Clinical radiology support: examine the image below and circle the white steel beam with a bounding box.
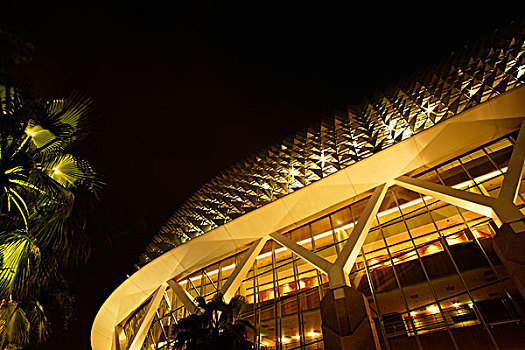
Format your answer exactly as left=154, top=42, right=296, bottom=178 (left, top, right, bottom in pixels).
left=269, top=232, right=332, bottom=274
left=394, top=175, right=499, bottom=223
left=335, top=183, right=389, bottom=275
left=167, top=279, right=200, bottom=314
left=127, top=285, right=167, bottom=350
left=220, top=237, right=269, bottom=303
left=113, top=325, right=123, bottom=350
left=271, top=184, right=389, bottom=290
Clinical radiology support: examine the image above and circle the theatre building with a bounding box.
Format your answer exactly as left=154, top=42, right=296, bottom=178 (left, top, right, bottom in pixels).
left=92, top=22, right=525, bottom=350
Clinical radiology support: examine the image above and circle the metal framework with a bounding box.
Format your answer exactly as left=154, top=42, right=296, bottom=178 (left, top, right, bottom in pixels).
left=141, top=21, right=525, bottom=265
left=93, top=21, right=525, bottom=350
left=124, top=128, right=525, bottom=350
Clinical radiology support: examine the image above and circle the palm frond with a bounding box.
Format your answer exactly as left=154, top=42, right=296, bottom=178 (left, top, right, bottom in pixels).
left=0, top=231, right=41, bottom=299
left=47, top=92, right=92, bottom=134
left=28, top=301, right=49, bottom=343
left=0, top=300, right=30, bottom=349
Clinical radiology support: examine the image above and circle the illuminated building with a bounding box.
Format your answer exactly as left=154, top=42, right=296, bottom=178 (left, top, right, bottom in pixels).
left=92, top=22, right=525, bottom=349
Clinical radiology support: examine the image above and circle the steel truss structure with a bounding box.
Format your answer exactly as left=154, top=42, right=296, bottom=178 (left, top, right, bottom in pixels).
left=93, top=21, right=525, bottom=350
left=142, top=21, right=525, bottom=265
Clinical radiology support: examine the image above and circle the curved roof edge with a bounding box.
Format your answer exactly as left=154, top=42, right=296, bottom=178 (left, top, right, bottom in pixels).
left=140, top=21, right=525, bottom=266
left=93, top=85, right=525, bottom=350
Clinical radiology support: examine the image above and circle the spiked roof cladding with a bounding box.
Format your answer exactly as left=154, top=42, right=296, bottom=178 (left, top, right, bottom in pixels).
left=140, top=21, right=525, bottom=265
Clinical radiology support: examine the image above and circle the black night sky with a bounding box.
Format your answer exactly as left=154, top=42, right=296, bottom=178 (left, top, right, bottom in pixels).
left=1, top=2, right=522, bottom=349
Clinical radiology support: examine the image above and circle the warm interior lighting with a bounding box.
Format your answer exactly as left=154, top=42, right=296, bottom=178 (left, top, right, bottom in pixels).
left=427, top=305, right=440, bottom=313
left=307, top=331, right=320, bottom=338
left=282, top=283, right=293, bottom=294
left=410, top=311, right=417, bottom=317
left=176, top=167, right=506, bottom=299
left=452, top=302, right=461, bottom=308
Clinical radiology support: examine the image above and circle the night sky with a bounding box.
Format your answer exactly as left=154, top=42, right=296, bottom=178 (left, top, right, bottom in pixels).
left=1, top=3, right=521, bottom=349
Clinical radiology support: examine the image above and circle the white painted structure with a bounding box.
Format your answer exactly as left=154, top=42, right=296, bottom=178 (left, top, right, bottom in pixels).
left=92, top=86, right=525, bottom=350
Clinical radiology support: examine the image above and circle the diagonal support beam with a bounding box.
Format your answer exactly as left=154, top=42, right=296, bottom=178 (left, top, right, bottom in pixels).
left=334, top=183, right=389, bottom=275
left=269, top=232, right=332, bottom=274
left=220, top=237, right=269, bottom=303
left=395, top=175, right=500, bottom=224
left=128, top=285, right=167, bottom=350
left=499, top=121, right=525, bottom=203
left=113, top=325, right=124, bottom=350
left=167, top=279, right=200, bottom=314
left=271, top=184, right=389, bottom=290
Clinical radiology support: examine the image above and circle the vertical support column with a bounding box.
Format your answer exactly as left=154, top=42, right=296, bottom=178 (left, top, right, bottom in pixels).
left=128, top=285, right=167, bottom=350
left=493, top=221, right=525, bottom=299
left=322, top=184, right=387, bottom=350
left=220, top=237, right=269, bottom=303
left=167, top=279, right=200, bottom=314
left=321, top=285, right=378, bottom=350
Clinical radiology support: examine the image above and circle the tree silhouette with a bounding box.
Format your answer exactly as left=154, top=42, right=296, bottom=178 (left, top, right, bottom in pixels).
left=172, top=293, right=254, bottom=350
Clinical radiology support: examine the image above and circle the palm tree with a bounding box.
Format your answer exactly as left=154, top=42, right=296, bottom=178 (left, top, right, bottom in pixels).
left=171, top=293, right=254, bottom=350
left=0, top=82, right=102, bottom=348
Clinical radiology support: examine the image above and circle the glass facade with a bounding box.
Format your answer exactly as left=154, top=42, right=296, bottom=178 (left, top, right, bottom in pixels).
left=122, top=132, right=525, bottom=350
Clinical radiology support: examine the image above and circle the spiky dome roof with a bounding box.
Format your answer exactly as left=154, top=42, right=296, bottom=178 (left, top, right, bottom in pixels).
left=139, top=20, right=525, bottom=266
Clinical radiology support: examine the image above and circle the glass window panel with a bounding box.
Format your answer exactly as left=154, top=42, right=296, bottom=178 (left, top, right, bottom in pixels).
left=219, top=255, right=239, bottom=288
left=381, top=219, right=409, bottom=245
left=312, top=228, right=335, bottom=251
left=438, top=160, right=471, bottom=186
left=276, top=261, right=296, bottom=297
left=351, top=194, right=374, bottom=222
left=416, top=170, right=441, bottom=184
left=460, top=150, right=494, bottom=179
left=274, top=244, right=293, bottom=266
left=255, top=241, right=274, bottom=275
left=291, top=225, right=312, bottom=250
left=363, top=228, right=385, bottom=253
left=484, top=139, right=513, bottom=170
left=256, top=268, right=275, bottom=303
left=316, top=245, right=338, bottom=264
left=295, top=259, right=319, bottom=292
left=258, top=303, right=277, bottom=349
left=330, top=207, right=352, bottom=229
left=310, top=217, right=331, bottom=236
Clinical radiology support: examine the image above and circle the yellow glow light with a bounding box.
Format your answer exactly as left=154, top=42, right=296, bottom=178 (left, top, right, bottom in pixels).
left=25, top=128, right=36, bottom=137
left=517, top=66, right=524, bottom=78
left=307, top=331, right=320, bottom=338
left=290, top=167, right=300, bottom=176
left=427, top=305, right=440, bottom=313
left=452, top=302, right=461, bottom=308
